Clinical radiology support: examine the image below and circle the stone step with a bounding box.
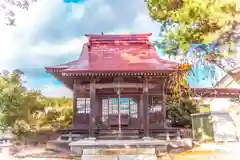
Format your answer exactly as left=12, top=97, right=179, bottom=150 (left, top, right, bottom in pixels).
left=46, top=140, right=70, bottom=152
left=153, top=133, right=177, bottom=137
left=98, top=130, right=139, bottom=135
left=98, top=129, right=140, bottom=140
left=97, top=135, right=140, bottom=140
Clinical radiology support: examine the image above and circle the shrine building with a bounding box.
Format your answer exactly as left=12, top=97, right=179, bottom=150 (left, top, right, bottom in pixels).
left=45, top=33, right=240, bottom=139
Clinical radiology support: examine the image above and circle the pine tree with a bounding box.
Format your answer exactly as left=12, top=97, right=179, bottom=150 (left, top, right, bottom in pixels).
left=147, top=0, right=238, bottom=71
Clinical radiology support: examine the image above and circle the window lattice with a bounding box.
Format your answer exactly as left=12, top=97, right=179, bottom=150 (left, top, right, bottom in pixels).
left=102, top=99, right=108, bottom=122
left=149, top=96, right=162, bottom=113
left=76, top=98, right=90, bottom=114
left=130, top=98, right=138, bottom=118
left=101, top=98, right=138, bottom=119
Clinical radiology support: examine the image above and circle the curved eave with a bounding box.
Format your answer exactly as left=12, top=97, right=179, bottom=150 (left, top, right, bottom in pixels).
left=45, top=63, right=190, bottom=75
left=59, top=67, right=187, bottom=76
left=231, top=66, right=240, bottom=82
left=45, top=67, right=68, bottom=73
left=45, top=59, right=80, bottom=72
left=45, top=71, right=74, bottom=90
left=214, top=65, right=240, bottom=88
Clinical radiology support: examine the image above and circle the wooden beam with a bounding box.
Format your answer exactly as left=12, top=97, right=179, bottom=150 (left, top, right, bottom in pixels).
left=75, top=82, right=158, bottom=90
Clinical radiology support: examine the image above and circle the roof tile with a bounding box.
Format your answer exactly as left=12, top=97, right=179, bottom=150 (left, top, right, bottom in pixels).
left=46, top=34, right=182, bottom=73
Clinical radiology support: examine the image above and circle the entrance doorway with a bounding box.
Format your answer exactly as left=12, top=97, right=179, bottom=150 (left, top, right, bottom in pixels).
left=101, top=98, right=138, bottom=129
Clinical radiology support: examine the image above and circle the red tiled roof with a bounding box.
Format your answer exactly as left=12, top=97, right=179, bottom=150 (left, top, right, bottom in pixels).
left=45, top=33, right=182, bottom=73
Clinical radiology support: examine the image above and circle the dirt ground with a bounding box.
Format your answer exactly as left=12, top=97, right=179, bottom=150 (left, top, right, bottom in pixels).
left=12, top=145, right=78, bottom=160
left=12, top=144, right=239, bottom=160
left=12, top=146, right=177, bottom=160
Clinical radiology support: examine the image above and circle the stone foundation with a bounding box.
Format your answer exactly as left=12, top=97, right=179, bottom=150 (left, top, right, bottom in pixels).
left=78, top=148, right=157, bottom=160
left=69, top=139, right=181, bottom=160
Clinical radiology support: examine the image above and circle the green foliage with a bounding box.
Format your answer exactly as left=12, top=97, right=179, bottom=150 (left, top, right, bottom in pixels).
left=167, top=97, right=198, bottom=127
left=147, top=0, right=239, bottom=117
left=39, top=97, right=73, bottom=132
left=0, top=70, right=72, bottom=138
left=164, top=69, right=199, bottom=127
left=147, top=0, right=236, bottom=56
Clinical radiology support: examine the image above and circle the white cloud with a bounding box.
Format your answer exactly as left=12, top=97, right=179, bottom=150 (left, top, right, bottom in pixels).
left=66, top=3, right=85, bottom=20
left=41, top=84, right=72, bottom=98
left=0, top=0, right=161, bottom=97
left=0, top=0, right=74, bottom=69
left=30, top=37, right=87, bottom=57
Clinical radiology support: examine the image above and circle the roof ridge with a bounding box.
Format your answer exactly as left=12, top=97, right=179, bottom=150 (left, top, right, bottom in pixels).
left=86, top=33, right=152, bottom=37
left=86, top=33, right=152, bottom=44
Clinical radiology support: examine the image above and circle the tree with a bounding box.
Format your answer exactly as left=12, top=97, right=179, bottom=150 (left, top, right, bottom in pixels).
left=0, top=0, right=37, bottom=25
left=39, top=97, right=73, bottom=132
left=0, top=70, right=73, bottom=139
left=0, top=70, right=43, bottom=135
left=147, top=0, right=239, bottom=71
left=163, top=65, right=199, bottom=127
left=233, top=0, right=240, bottom=63
left=166, top=97, right=198, bottom=127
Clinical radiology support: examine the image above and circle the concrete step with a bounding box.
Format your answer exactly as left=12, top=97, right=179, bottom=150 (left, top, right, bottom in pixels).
left=46, top=140, right=70, bottom=152
left=97, top=135, right=140, bottom=140
left=154, top=133, right=177, bottom=137
left=98, top=129, right=140, bottom=140
left=98, top=130, right=139, bottom=135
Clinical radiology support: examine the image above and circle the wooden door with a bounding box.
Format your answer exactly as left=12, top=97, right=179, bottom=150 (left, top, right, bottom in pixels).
left=101, top=98, right=138, bottom=129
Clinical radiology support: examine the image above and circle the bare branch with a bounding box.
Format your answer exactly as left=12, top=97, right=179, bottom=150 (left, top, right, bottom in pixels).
left=0, top=0, right=37, bottom=26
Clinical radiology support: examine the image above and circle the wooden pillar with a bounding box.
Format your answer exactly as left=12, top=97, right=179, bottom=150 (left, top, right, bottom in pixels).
left=138, top=94, right=144, bottom=129
left=143, top=77, right=149, bottom=137
left=72, top=82, right=77, bottom=128
left=95, top=96, right=101, bottom=128
left=99, top=97, right=103, bottom=125
left=89, top=78, right=96, bottom=137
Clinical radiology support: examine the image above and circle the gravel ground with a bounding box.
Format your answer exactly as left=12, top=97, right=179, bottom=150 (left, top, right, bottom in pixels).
left=9, top=142, right=240, bottom=160
left=11, top=146, right=79, bottom=160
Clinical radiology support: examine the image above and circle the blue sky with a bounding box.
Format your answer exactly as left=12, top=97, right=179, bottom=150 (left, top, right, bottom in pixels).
left=0, top=0, right=227, bottom=97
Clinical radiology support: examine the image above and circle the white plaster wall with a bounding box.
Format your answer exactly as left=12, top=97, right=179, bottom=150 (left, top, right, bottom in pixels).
left=211, top=113, right=238, bottom=142
left=208, top=98, right=232, bottom=112
left=203, top=76, right=239, bottom=112
left=202, top=73, right=240, bottom=141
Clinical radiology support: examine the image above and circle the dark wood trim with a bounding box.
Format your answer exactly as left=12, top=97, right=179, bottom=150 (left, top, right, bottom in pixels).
left=143, top=77, right=149, bottom=137
left=75, top=82, right=158, bottom=90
